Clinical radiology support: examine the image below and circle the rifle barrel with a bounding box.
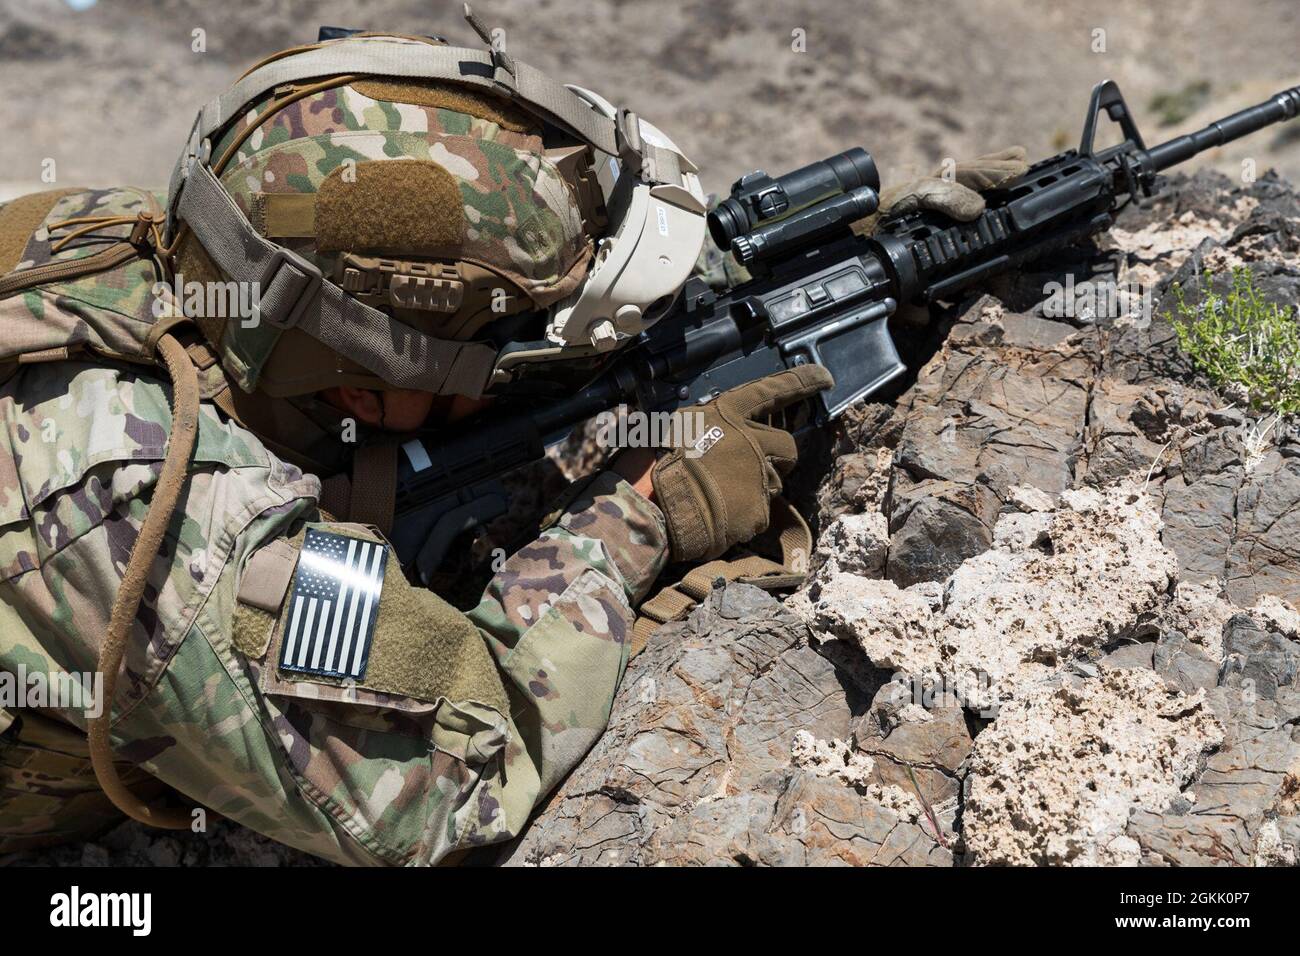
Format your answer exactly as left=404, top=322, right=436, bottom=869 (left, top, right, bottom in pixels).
left=1144, top=86, right=1300, bottom=172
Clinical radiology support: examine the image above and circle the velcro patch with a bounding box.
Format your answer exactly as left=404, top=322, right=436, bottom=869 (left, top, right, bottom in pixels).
left=254, top=192, right=317, bottom=238
left=279, top=528, right=388, bottom=680
left=315, top=159, right=463, bottom=255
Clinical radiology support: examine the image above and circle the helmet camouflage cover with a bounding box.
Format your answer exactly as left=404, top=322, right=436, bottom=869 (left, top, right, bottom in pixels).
left=174, top=36, right=598, bottom=397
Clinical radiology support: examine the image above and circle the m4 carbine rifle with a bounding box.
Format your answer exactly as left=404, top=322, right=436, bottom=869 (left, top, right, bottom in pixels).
left=388, top=80, right=1300, bottom=584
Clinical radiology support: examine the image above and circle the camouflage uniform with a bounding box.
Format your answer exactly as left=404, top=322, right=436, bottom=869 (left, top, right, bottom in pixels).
left=0, top=356, right=667, bottom=862
left=0, top=72, right=672, bottom=861
left=0, top=54, right=676, bottom=858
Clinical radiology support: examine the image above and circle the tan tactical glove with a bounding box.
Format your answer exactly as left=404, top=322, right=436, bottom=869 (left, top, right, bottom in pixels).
left=651, top=365, right=834, bottom=563
left=859, top=147, right=1029, bottom=232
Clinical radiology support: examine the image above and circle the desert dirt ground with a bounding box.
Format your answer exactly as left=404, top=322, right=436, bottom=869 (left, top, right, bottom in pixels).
left=1, top=0, right=1299, bottom=203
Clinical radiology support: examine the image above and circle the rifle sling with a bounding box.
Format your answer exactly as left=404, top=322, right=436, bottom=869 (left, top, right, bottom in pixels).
left=347, top=443, right=398, bottom=537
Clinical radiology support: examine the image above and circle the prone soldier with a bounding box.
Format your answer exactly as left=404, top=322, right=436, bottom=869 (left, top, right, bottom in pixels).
left=0, top=23, right=1023, bottom=864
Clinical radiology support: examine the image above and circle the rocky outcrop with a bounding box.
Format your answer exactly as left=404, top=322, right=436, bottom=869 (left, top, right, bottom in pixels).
left=501, top=585, right=952, bottom=867
left=873, top=172, right=1300, bottom=608
left=512, top=171, right=1300, bottom=867
left=794, top=484, right=1179, bottom=708
left=1125, top=614, right=1300, bottom=866
left=886, top=296, right=1102, bottom=587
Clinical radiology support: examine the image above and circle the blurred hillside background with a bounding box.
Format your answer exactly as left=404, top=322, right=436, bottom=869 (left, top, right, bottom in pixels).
left=2, top=0, right=1299, bottom=201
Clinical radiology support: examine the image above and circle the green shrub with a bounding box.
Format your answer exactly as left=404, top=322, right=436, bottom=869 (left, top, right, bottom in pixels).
left=1170, top=267, right=1300, bottom=415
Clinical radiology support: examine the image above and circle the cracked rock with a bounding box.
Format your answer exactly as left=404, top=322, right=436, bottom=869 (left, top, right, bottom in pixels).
left=1125, top=613, right=1300, bottom=866
left=501, top=584, right=950, bottom=867
left=809, top=511, right=889, bottom=578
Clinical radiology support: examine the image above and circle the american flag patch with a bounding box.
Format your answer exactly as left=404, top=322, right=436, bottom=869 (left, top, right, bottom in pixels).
left=279, top=529, right=388, bottom=680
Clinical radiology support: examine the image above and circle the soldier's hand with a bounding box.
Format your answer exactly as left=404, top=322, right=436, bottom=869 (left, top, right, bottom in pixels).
left=862, top=146, right=1029, bottom=231
left=650, top=365, right=833, bottom=563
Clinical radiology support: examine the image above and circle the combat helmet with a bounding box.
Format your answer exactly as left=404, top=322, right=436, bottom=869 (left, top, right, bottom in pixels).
left=164, top=9, right=708, bottom=402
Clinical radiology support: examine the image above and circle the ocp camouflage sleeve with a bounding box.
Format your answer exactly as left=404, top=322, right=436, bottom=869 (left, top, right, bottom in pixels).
left=461, top=470, right=669, bottom=847
left=0, top=360, right=668, bottom=865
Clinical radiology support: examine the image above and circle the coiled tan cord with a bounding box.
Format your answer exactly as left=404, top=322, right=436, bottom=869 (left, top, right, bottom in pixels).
left=86, top=332, right=199, bottom=829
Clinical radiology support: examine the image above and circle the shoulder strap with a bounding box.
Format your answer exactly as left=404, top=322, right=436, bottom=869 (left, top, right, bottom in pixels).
left=630, top=497, right=813, bottom=656
left=0, top=241, right=140, bottom=301
left=318, top=473, right=352, bottom=522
